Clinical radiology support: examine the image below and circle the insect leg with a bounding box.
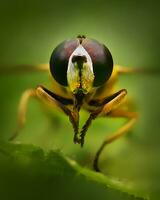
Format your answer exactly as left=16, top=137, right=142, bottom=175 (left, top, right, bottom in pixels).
left=80, top=89, right=127, bottom=147
left=36, top=86, right=80, bottom=144
left=93, top=109, right=138, bottom=172
left=116, top=64, right=160, bottom=74
left=0, top=64, right=49, bottom=74
left=9, top=86, right=75, bottom=141
left=9, top=89, right=37, bottom=141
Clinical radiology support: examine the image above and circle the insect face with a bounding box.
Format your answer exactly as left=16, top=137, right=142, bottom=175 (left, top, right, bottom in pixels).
left=50, top=36, right=113, bottom=95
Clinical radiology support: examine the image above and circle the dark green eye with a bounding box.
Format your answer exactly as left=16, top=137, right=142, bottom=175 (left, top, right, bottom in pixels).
left=50, top=39, right=79, bottom=86
left=82, top=39, right=113, bottom=87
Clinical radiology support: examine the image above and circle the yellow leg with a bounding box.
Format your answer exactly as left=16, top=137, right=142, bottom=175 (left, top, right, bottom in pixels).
left=80, top=89, right=127, bottom=147
left=0, top=64, right=49, bottom=74
left=9, top=86, right=77, bottom=142
left=9, top=89, right=37, bottom=141
left=9, top=86, right=66, bottom=141
left=93, top=109, right=138, bottom=172
left=115, top=64, right=160, bottom=74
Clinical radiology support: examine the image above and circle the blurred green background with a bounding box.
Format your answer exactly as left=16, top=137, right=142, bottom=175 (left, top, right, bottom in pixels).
left=0, top=0, right=160, bottom=199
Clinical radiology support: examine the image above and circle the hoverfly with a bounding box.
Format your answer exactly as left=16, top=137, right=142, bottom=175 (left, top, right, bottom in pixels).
left=8, top=35, right=152, bottom=172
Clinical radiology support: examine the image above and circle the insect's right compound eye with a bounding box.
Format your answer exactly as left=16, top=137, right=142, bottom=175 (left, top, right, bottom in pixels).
left=50, top=39, right=79, bottom=86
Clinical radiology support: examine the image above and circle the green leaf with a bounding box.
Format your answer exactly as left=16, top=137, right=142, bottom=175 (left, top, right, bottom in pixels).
left=0, top=142, right=147, bottom=200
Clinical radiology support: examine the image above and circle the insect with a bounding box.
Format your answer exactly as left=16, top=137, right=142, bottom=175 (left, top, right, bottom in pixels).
left=9, top=35, right=151, bottom=171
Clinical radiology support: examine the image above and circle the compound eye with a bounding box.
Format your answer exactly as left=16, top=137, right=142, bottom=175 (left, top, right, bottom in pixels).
left=50, top=39, right=79, bottom=86
left=82, top=39, right=113, bottom=87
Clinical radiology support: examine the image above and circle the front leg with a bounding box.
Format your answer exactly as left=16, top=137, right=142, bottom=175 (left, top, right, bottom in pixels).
left=9, top=85, right=78, bottom=141
left=37, top=86, right=80, bottom=144
left=80, top=89, right=127, bottom=147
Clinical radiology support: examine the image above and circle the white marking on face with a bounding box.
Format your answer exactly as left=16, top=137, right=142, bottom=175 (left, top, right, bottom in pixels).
left=68, top=44, right=93, bottom=73
left=67, top=44, right=95, bottom=94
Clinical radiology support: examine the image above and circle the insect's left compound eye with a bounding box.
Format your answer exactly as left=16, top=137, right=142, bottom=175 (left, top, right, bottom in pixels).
left=82, top=39, right=113, bottom=87
left=50, top=39, right=79, bottom=86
